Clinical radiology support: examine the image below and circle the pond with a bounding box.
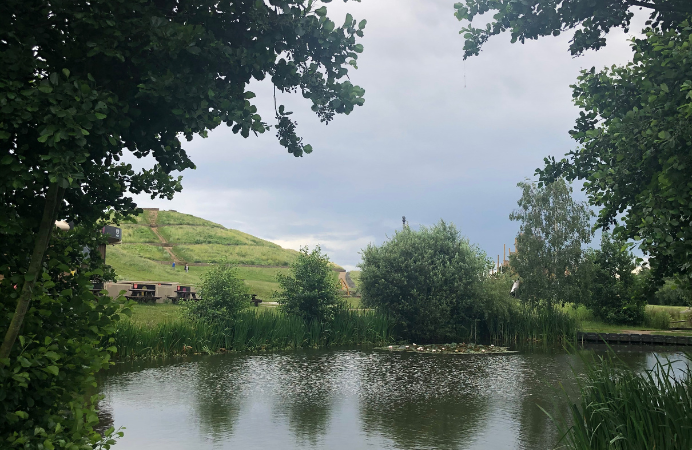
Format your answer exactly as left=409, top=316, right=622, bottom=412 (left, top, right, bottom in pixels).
left=97, top=346, right=689, bottom=450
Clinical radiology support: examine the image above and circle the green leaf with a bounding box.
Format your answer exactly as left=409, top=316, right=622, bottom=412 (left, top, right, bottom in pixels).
left=62, top=68, right=70, bottom=78
left=359, top=19, right=367, bottom=30
left=94, top=113, right=107, bottom=120
left=44, top=366, right=59, bottom=376
left=315, top=6, right=327, bottom=17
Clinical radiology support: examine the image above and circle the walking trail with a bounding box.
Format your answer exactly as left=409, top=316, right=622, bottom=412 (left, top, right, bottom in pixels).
left=148, top=210, right=181, bottom=263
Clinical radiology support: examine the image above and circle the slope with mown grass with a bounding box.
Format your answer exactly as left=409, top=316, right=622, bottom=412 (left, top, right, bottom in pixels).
left=115, top=210, right=299, bottom=266
left=108, top=210, right=340, bottom=298
left=107, top=247, right=290, bottom=298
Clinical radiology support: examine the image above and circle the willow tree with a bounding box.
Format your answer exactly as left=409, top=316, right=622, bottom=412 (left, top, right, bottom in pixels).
left=1, top=0, right=366, bottom=447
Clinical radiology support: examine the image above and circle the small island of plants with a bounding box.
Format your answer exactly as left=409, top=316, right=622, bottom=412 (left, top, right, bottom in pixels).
left=376, top=343, right=516, bottom=355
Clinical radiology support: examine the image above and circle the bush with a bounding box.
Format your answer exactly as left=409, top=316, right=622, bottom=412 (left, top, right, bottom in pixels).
left=181, top=265, right=250, bottom=321
left=654, top=279, right=692, bottom=306
left=359, top=221, right=489, bottom=343
left=588, top=233, right=645, bottom=325
left=1, top=227, right=126, bottom=449
left=274, top=246, right=343, bottom=323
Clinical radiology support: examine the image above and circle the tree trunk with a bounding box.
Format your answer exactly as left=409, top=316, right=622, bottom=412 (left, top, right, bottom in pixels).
left=0, top=182, right=63, bottom=363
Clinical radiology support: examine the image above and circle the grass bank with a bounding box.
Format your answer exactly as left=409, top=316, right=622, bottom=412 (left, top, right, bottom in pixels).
left=561, top=304, right=692, bottom=336
left=109, top=309, right=394, bottom=359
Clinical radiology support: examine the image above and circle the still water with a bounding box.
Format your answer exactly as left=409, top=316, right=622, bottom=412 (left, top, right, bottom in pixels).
left=98, top=347, right=689, bottom=450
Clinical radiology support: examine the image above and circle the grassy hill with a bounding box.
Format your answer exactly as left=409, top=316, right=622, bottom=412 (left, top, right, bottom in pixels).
left=107, top=209, right=341, bottom=298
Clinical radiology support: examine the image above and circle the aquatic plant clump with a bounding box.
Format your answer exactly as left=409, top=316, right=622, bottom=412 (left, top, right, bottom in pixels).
left=376, top=343, right=516, bottom=355
left=554, top=354, right=692, bottom=449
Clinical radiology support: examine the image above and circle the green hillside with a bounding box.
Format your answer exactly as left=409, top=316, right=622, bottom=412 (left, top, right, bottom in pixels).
left=107, top=209, right=340, bottom=298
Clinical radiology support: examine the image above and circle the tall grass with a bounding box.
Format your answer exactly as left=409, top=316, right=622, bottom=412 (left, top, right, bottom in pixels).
left=643, top=307, right=671, bottom=329
left=552, top=353, right=692, bottom=449
left=486, top=304, right=578, bottom=346
left=108, top=309, right=394, bottom=359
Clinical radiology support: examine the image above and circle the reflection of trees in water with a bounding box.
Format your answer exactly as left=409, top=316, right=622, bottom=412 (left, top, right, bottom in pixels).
left=357, top=352, right=497, bottom=449
left=511, top=353, right=581, bottom=449
left=191, top=355, right=247, bottom=441
left=269, top=352, right=340, bottom=446
left=95, top=399, right=114, bottom=436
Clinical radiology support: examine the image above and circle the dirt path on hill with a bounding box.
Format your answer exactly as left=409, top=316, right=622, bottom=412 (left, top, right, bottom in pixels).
left=147, top=211, right=181, bottom=263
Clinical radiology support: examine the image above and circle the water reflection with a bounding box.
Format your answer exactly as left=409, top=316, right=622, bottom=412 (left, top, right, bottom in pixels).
left=97, top=348, right=690, bottom=450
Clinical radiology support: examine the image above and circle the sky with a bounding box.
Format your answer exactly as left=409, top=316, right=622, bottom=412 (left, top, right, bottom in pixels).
left=129, top=0, right=644, bottom=271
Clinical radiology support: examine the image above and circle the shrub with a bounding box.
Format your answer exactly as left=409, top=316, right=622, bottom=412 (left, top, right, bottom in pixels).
left=181, top=265, right=250, bottom=321
left=588, top=233, right=645, bottom=325
left=274, top=246, right=343, bottom=323
left=1, top=227, right=126, bottom=449
left=359, top=220, right=489, bottom=343
left=654, top=279, right=692, bottom=306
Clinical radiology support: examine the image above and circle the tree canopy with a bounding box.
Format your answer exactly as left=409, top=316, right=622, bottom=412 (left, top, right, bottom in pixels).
left=539, top=23, right=692, bottom=283
left=1, top=0, right=367, bottom=447
left=2, top=0, right=366, bottom=356
left=359, top=221, right=490, bottom=342
left=509, top=179, right=594, bottom=306
left=454, top=0, right=692, bottom=57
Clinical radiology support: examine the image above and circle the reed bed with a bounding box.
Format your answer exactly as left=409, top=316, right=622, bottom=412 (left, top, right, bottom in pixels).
left=108, top=309, right=394, bottom=359
left=554, top=353, right=692, bottom=449
left=486, top=304, right=578, bottom=346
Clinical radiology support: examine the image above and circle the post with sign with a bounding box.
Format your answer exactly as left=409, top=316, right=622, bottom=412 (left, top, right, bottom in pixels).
left=99, top=226, right=122, bottom=262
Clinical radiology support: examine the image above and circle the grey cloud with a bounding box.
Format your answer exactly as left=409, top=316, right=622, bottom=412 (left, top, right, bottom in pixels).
left=131, top=0, right=645, bottom=269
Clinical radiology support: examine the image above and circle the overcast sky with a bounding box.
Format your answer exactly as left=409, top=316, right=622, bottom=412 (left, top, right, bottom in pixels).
left=130, top=1, right=643, bottom=271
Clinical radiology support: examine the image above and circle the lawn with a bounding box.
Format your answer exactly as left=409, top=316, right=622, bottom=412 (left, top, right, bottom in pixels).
left=348, top=270, right=361, bottom=288
left=108, top=251, right=290, bottom=296
left=107, top=246, right=210, bottom=284
left=127, top=304, right=182, bottom=326
left=120, top=225, right=160, bottom=243
left=117, top=243, right=172, bottom=261
left=563, top=303, right=692, bottom=336
left=157, top=225, right=277, bottom=247
left=174, top=244, right=298, bottom=265
left=156, top=210, right=225, bottom=228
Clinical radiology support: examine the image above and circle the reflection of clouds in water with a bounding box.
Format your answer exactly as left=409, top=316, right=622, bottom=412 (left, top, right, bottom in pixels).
left=97, top=350, right=692, bottom=450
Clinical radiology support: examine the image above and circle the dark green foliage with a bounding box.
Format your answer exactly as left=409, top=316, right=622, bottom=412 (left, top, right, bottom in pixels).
left=108, top=310, right=393, bottom=359
left=1, top=1, right=367, bottom=447
left=539, top=23, right=692, bottom=285
left=181, top=265, right=250, bottom=322
left=653, top=278, right=692, bottom=306
left=0, top=228, right=128, bottom=449
left=587, top=233, right=645, bottom=325
left=359, top=221, right=489, bottom=343
left=454, top=0, right=692, bottom=57
left=553, top=353, right=692, bottom=449
left=275, top=246, right=343, bottom=323
left=509, top=179, right=594, bottom=307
